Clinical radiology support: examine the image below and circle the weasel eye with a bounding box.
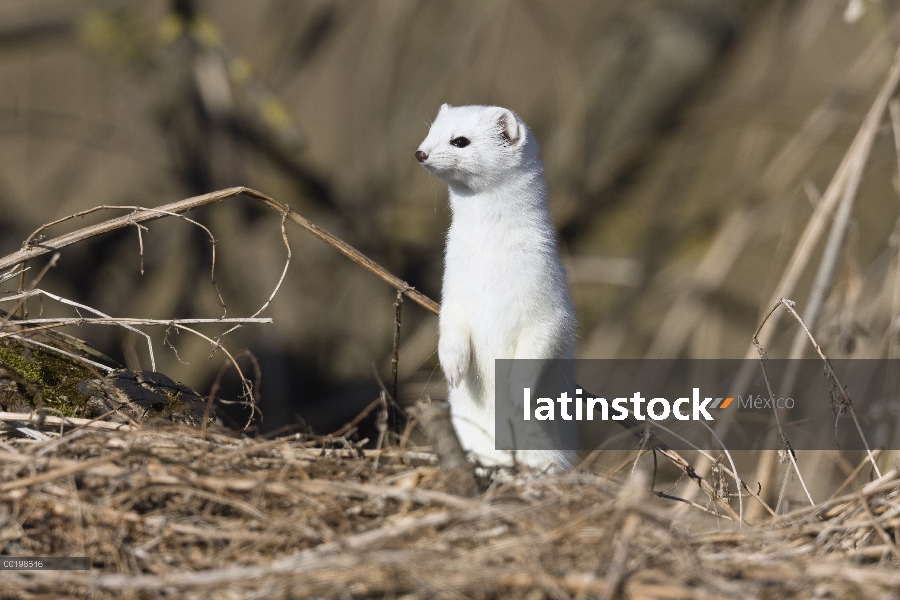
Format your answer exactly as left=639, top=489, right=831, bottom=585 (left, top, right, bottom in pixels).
left=450, top=137, right=470, bottom=148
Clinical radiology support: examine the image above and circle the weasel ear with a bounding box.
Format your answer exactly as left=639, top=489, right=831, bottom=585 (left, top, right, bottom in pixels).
left=495, top=108, right=523, bottom=147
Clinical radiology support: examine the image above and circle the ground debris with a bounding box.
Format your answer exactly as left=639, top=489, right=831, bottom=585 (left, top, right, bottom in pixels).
left=0, top=424, right=897, bottom=599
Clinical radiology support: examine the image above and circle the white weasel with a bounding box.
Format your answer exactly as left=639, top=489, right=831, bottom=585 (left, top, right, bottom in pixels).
left=416, top=104, right=576, bottom=469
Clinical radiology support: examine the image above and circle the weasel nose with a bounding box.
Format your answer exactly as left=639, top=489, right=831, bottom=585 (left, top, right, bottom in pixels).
left=415, top=150, right=428, bottom=163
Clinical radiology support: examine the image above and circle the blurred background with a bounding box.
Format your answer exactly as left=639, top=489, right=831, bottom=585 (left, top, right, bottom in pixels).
left=1, top=0, right=900, bottom=445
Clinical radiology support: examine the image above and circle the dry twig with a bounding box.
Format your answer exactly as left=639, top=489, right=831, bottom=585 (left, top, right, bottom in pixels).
left=0, top=187, right=440, bottom=315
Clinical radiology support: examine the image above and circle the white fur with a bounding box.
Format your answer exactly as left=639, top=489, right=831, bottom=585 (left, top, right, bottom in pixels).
left=416, top=104, right=576, bottom=470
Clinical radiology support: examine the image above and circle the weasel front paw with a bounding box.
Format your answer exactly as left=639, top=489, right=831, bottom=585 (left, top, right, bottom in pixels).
left=439, top=337, right=470, bottom=388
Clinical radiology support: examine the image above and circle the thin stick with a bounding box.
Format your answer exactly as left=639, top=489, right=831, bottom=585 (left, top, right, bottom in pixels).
left=889, top=98, right=900, bottom=177
left=829, top=449, right=883, bottom=500
left=0, top=317, right=271, bottom=332
left=751, top=302, right=814, bottom=506
left=2, top=288, right=157, bottom=370
left=0, top=265, right=26, bottom=285
left=324, top=397, right=385, bottom=439
left=697, top=420, right=744, bottom=524
left=774, top=463, right=793, bottom=514
left=0, top=187, right=441, bottom=316
left=215, top=214, right=293, bottom=343
left=650, top=419, right=763, bottom=521
left=25, top=205, right=228, bottom=317
left=656, top=491, right=736, bottom=520
left=650, top=444, right=744, bottom=523
left=888, top=99, right=900, bottom=362
left=2, top=290, right=260, bottom=417
left=762, top=298, right=881, bottom=478
left=391, top=290, right=403, bottom=403
left=135, top=221, right=147, bottom=275
left=168, top=320, right=257, bottom=425
left=590, top=413, right=769, bottom=520
left=0, top=411, right=133, bottom=431
left=3, top=252, right=59, bottom=323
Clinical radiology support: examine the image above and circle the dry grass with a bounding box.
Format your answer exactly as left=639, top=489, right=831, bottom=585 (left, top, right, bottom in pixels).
left=0, top=423, right=898, bottom=599
left=3, top=8, right=900, bottom=595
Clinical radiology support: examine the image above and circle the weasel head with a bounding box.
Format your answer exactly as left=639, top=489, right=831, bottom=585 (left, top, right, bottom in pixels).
left=415, top=104, right=540, bottom=194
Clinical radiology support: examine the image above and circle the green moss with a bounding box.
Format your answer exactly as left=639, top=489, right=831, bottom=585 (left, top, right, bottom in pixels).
left=0, top=341, right=93, bottom=417
left=162, top=392, right=185, bottom=410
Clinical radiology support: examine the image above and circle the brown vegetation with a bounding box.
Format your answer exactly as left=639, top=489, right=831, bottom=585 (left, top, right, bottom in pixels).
left=1, top=423, right=899, bottom=599
left=3, top=1, right=900, bottom=597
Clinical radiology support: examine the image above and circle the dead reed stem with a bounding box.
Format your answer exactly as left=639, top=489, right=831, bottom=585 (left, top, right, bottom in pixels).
left=748, top=45, right=900, bottom=360
left=751, top=298, right=883, bottom=513
left=765, top=299, right=881, bottom=478
left=391, top=290, right=403, bottom=403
